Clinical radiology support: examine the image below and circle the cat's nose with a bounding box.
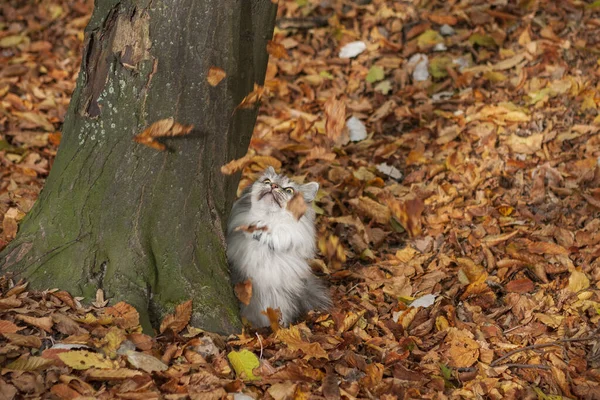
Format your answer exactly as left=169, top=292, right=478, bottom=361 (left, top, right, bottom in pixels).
left=270, top=183, right=279, bottom=189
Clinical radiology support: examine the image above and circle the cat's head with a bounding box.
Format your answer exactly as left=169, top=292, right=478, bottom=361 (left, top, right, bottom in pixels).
left=250, top=166, right=319, bottom=215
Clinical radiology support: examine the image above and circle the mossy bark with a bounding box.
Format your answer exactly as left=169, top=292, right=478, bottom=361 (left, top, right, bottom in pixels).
left=0, top=0, right=277, bottom=334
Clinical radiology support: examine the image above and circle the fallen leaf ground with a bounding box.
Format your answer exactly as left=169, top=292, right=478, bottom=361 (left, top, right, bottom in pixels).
left=2, top=0, right=600, bottom=398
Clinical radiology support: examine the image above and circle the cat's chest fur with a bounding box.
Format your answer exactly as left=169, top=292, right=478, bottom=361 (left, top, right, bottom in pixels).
left=226, top=167, right=331, bottom=328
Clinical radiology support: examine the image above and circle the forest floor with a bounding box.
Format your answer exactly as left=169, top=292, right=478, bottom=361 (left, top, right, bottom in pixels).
left=2, top=0, right=600, bottom=398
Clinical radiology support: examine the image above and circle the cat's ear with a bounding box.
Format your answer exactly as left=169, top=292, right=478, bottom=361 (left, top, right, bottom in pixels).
left=300, top=182, right=319, bottom=202
left=265, top=166, right=276, bottom=176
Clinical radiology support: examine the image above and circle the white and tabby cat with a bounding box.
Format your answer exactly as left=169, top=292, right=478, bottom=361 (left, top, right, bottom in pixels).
left=226, top=167, right=331, bottom=328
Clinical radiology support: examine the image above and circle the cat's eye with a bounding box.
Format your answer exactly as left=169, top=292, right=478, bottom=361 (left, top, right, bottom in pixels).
left=263, top=179, right=271, bottom=184
left=284, top=187, right=294, bottom=195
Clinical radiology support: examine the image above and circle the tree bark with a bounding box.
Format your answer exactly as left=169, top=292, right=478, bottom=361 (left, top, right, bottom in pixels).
left=0, top=0, right=277, bottom=334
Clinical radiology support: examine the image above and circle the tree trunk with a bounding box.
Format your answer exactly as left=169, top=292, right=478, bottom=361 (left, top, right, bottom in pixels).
left=0, top=0, right=276, bottom=334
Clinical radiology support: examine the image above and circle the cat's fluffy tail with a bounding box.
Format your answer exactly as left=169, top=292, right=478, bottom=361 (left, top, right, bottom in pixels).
left=299, top=275, right=332, bottom=315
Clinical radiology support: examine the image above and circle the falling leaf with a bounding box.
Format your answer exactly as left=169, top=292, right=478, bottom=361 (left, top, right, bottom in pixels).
left=207, top=66, right=227, bottom=86
left=227, top=349, right=260, bottom=381
left=160, top=299, right=193, bottom=334
left=134, top=118, right=193, bottom=151
left=287, top=192, right=307, bottom=220
left=235, top=224, right=269, bottom=234
left=220, top=154, right=252, bottom=175
left=236, top=83, right=266, bottom=110
left=262, top=307, right=282, bottom=332
left=234, top=279, right=253, bottom=305
left=324, top=97, right=346, bottom=145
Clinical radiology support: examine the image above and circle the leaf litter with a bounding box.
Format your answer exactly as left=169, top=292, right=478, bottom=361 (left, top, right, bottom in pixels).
left=2, top=0, right=600, bottom=398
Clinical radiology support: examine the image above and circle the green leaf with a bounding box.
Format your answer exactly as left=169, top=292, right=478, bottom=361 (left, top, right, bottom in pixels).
left=429, top=56, right=452, bottom=78
left=374, top=80, right=392, bottom=94
left=417, top=30, right=443, bottom=49
left=586, top=0, right=600, bottom=8
left=227, top=349, right=260, bottom=381
left=319, top=71, right=334, bottom=80
left=468, top=33, right=497, bottom=48
left=483, top=71, right=507, bottom=82
left=366, top=66, right=385, bottom=83
left=0, top=35, right=26, bottom=48
left=439, top=363, right=456, bottom=389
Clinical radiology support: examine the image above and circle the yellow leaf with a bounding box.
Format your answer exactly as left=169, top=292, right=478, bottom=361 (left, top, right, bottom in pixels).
left=58, top=350, right=117, bottom=370
left=13, top=111, right=54, bottom=131
left=5, top=356, right=54, bottom=371
left=227, top=349, right=260, bottom=381
left=276, top=325, right=328, bottom=360
left=85, top=368, right=144, bottom=380
left=567, top=269, right=589, bottom=293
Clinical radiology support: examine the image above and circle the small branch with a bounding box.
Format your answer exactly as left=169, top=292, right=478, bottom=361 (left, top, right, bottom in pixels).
left=491, top=334, right=599, bottom=367
left=501, top=363, right=551, bottom=370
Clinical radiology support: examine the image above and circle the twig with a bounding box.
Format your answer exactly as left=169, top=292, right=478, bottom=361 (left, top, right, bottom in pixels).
left=499, top=363, right=551, bottom=370
left=491, top=335, right=599, bottom=367
left=255, top=332, right=264, bottom=360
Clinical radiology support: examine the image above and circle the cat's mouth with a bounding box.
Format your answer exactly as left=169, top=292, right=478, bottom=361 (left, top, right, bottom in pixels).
left=259, top=190, right=283, bottom=207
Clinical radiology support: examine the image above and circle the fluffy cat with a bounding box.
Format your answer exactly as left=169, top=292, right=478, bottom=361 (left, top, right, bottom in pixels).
left=226, top=166, right=332, bottom=328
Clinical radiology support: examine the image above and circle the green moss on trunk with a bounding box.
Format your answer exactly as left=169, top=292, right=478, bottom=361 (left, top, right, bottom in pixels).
left=0, top=0, right=277, bottom=335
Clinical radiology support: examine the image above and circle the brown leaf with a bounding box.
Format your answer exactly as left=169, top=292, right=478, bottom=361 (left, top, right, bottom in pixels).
left=220, top=154, right=252, bottom=175
left=50, top=384, right=81, bottom=400
left=384, top=194, right=424, bottom=237
left=207, top=66, right=226, bottom=86
left=324, top=97, right=346, bottom=145
left=235, top=224, right=269, bottom=234
left=104, top=302, right=140, bottom=330
left=0, top=320, right=23, bottom=334
left=276, top=324, right=328, bottom=360
left=267, top=40, right=290, bottom=59
left=52, top=291, right=77, bottom=309
left=134, top=118, right=193, bottom=151
left=527, top=241, right=569, bottom=255
left=236, top=83, right=266, bottom=110
left=3, top=333, right=42, bottom=348
left=160, top=299, right=192, bottom=334
left=287, top=192, right=307, bottom=220
left=84, top=368, right=144, bottom=381
left=234, top=279, right=253, bottom=305
left=261, top=307, right=281, bottom=332
left=505, top=278, right=535, bottom=293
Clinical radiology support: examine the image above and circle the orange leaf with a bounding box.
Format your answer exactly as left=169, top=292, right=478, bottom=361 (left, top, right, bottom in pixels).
left=234, top=280, right=253, bottom=305
left=160, top=299, right=192, bottom=334
left=286, top=193, right=307, bottom=220
left=527, top=241, right=569, bottom=255
left=207, top=66, right=226, bottom=86
left=104, top=302, right=140, bottom=330
left=261, top=307, right=281, bottom=332
left=221, top=154, right=252, bottom=175
left=134, top=118, right=193, bottom=151
left=267, top=40, right=290, bottom=59
left=0, top=320, right=22, bottom=334
left=324, top=97, right=346, bottom=145
left=236, top=84, right=266, bottom=110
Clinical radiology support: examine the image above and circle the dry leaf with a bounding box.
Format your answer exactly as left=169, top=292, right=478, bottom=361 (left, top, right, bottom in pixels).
left=207, top=66, right=227, bottom=86
left=160, top=299, right=193, bottom=334
left=267, top=40, right=290, bottom=59
left=234, top=279, right=253, bottom=305
left=287, top=192, right=307, bottom=220
left=324, top=97, right=347, bottom=145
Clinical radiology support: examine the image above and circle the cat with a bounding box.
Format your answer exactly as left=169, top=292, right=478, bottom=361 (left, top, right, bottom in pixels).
left=226, top=166, right=332, bottom=328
